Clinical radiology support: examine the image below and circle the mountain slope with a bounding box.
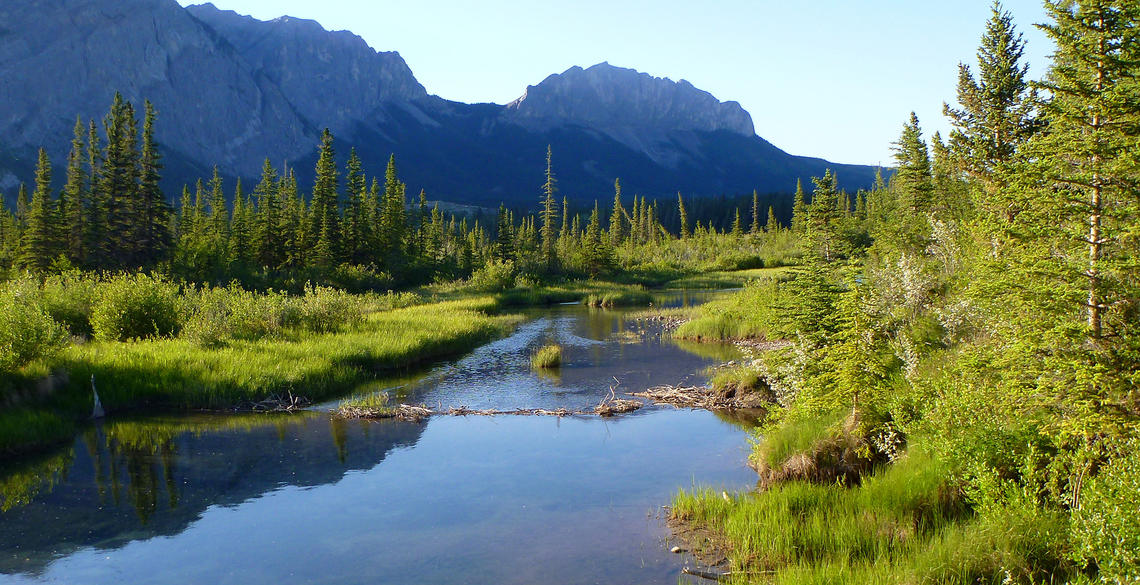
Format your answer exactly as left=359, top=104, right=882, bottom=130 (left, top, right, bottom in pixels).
left=0, top=0, right=882, bottom=207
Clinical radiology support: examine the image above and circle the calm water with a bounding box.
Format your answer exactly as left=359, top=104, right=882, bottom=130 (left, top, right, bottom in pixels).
left=0, top=292, right=758, bottom=585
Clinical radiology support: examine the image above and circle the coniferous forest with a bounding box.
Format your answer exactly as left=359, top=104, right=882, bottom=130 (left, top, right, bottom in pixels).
left=0, top=1, right=1137, bottom=584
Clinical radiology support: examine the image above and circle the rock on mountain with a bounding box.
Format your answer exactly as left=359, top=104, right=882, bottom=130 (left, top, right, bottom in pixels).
left=0, top=0, right=882, bottom=207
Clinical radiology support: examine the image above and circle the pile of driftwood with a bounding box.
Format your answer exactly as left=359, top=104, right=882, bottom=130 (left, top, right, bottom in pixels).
left=249, top=392, right=310, bottom=412
left=631, top=384, right=761, bottom=410
left=335, top=395, right=645, bottom=422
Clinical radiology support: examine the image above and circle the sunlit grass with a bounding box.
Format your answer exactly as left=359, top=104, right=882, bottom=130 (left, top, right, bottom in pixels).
left=531, top=344, right=563, bottom=369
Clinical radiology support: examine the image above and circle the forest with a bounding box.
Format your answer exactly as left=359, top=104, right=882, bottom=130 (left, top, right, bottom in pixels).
left=0, top=1, right=1137, bottom=583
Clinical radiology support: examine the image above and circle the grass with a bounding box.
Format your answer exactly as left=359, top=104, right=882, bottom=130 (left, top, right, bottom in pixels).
left=531, top=344, right=563, bottom=369
left=710, top=364, right=767, bottom=396
left=584, top=289, right=653, bottom=308
left=673, top=276, right=788, bottom=341
left=666, top=267, right=790, bottom=290
left=0, top=297, right=519, bottom=455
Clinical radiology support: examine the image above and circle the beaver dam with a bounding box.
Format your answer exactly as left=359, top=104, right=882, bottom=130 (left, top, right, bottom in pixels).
left=0, top=292, right=759, bottom=585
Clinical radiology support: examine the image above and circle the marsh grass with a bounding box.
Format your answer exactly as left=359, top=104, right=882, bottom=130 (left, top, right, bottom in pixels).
left=674, top=277, right=787, bottom=341
left=531, top=344, right=563, bottom=369
left=584, top=290, right=653, bottom=308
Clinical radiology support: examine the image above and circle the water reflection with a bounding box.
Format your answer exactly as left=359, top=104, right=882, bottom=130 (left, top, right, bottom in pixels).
left=0, top=413, right=425, bottom=575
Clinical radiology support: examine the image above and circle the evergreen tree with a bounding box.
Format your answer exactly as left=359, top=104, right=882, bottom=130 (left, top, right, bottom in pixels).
left=343, top=148, right=368, bottom=264
left=253, top=159, right=283, bottom=270
left=98, top=93, right=141, bottom=268
left=309, top=129, right=340, bottom=267
left=766, top=205, right=778, bottom=232
left=493, top=204, right=514, bottom=262
left=731, top=208, right=743, bottom=237
left=751, top=190, right=761, bottom=234
left=137, top=101, right=171, bottom=265
left=1024, top=0, right=1140, bottom=342
left=891, top=113, right=935, bottom=214
left=944, top=1, right=1038, bottom=191
left=677, top=192, right=690, bottom=239
left=608, top=178, right=626, bottom=247
left=540, top=146, right=559, bottom=269
left=58, top=118, right=87, bottom=264
left=16, top=149, right=56, bottom=271
left=791, top=179, right=807, bottom=232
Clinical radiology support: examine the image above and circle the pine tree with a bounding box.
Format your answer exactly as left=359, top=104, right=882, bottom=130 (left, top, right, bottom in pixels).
left=540, top=146, right=559, bottom=269
left=677, top=192, right=690, bottom=239
left=137, top=101, right=171, bottom=265
left=98, top=93, right=141, bottom=268
left=58, top=118, right=87, bottom=264
left=207, top=167, right=228, bottom=242
left=608, top=178, right=626, bottom=247
left=766, top=205, right=778, bottom=233
left=252, top=159, right=282, bottom=270
left=343, top=148, right=367, bottom=264
left=751, top=190, right=761, bottom=234
left=791, top=179, right=807, bottom=232
left=229, top=179, right=252, bottom=269
left=1026, top=0, right=1140, bottom=342
left=17, top=149, right=56, bottom=271
left=731, top=208, right=743, bottom=237
left=493, top=204, right=514, bottom=262
left=309, top=129, right=340, bottom=267
left=891, top=113, right=934, bottom=214
left=807, top=170, right=840, bottom=261
left=944, top=1, right=1038, bottom=191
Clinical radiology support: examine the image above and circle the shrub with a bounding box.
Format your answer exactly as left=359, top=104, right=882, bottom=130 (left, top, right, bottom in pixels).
left=91, top=273, right=182, bottom=341
left=39, top=271, right=99, bottom=337
left=1072, top=440, right=1140, bottom=582
left=298, top=284, right=363, bottom=333
left=467, top=259, right=517, bottom=293
left=0, top=281, right=68, bottom=372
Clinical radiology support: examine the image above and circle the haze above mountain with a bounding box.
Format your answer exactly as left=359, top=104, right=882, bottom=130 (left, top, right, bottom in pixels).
left=0, top=0, right=881, bottom=205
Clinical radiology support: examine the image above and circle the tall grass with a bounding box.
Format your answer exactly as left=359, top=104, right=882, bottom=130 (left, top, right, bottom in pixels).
left=672, top=446, right=1072, bottom=584
left=531, top=344, right=563, bottom=369
left=674, top=277, right=788, bottom=341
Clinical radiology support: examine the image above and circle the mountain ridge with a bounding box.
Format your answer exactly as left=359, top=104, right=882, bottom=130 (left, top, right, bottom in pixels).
left=0, top=0, right=883, bottom=206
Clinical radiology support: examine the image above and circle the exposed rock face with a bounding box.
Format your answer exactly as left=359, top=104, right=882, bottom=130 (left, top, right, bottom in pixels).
left=186, top=3, right=428, bottom=138
left=0, top=0, right=882, bottom=206
left=506, top=63, right=754, bottom=136
left=0, top=0, right=313, bottom=175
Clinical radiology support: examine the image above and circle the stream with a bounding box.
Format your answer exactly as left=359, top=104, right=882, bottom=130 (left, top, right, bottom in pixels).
left=0, top=291, right=759, bottom=585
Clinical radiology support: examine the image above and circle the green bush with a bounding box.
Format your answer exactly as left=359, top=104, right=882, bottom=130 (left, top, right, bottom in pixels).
left=39, top=272, right=99, bottom=337
left=298, top=284, right=363, bottom=333
left=0, top=281, right=68, bottom=372
left=467, top=259, right=517, bottom=293
left=1072, top=441, right=1140, bottom=583
left=91, top=273, right=183, bottom=341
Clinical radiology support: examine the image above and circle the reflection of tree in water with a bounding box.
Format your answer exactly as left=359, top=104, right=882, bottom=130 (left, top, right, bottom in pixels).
left=0, top=449, right=74, bottom=513
left=0, top=412, right=426, bottom=575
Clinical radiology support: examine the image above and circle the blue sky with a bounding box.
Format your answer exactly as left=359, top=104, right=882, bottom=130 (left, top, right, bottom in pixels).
left=179, top=1, right=1053, bottom=166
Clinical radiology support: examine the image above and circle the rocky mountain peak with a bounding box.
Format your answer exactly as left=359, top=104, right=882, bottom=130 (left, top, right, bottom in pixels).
left=186, top=3, right=428, bottom=137
left=504, top=62, right=755, bottom=137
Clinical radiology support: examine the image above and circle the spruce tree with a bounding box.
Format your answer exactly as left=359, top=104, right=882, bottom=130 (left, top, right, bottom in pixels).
left=766, top=205, right=778, bottom=233
left=944, top=1, right=1038, bottom=191
left=751, top=190, right=761, bottom=234
left=309, top=129, right=340, bottom=266
left=731, top=208, right=743, bottom=237
left=791, top=179, right=807, bottom=232
left=17, top=149, right=56, bottom=271
left=540, top=146, right=559, bottom=269
left=253, top=159, right=282, bottom=269
left=608, top=178, right=625, bottom=247
left=98, top=93, right=141, bottom=268
left=58, top=118, right=87, bottom=264
left=891, top=113, right=934, bottom=214
left=137, top=101, right=171, bottom=265
left=678, top=192, right=690, bottom=239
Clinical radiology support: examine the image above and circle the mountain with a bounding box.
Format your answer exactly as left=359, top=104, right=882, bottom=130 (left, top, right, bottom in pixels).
left=0, top=0, right=882, bottom=208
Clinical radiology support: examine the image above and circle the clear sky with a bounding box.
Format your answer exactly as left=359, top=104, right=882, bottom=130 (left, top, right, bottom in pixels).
left=177, top=0, right=1054, bottom=167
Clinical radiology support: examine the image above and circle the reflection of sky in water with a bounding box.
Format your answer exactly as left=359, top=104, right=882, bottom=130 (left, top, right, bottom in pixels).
left=385, top=303, right=740, bottom=411
left=0, top=412, right=755, bottom=585
left=0, top=293, right=755, bottom=585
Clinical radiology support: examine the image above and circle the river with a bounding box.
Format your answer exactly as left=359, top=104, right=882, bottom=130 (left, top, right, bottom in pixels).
left=0, top=291, right=758, bottom=585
